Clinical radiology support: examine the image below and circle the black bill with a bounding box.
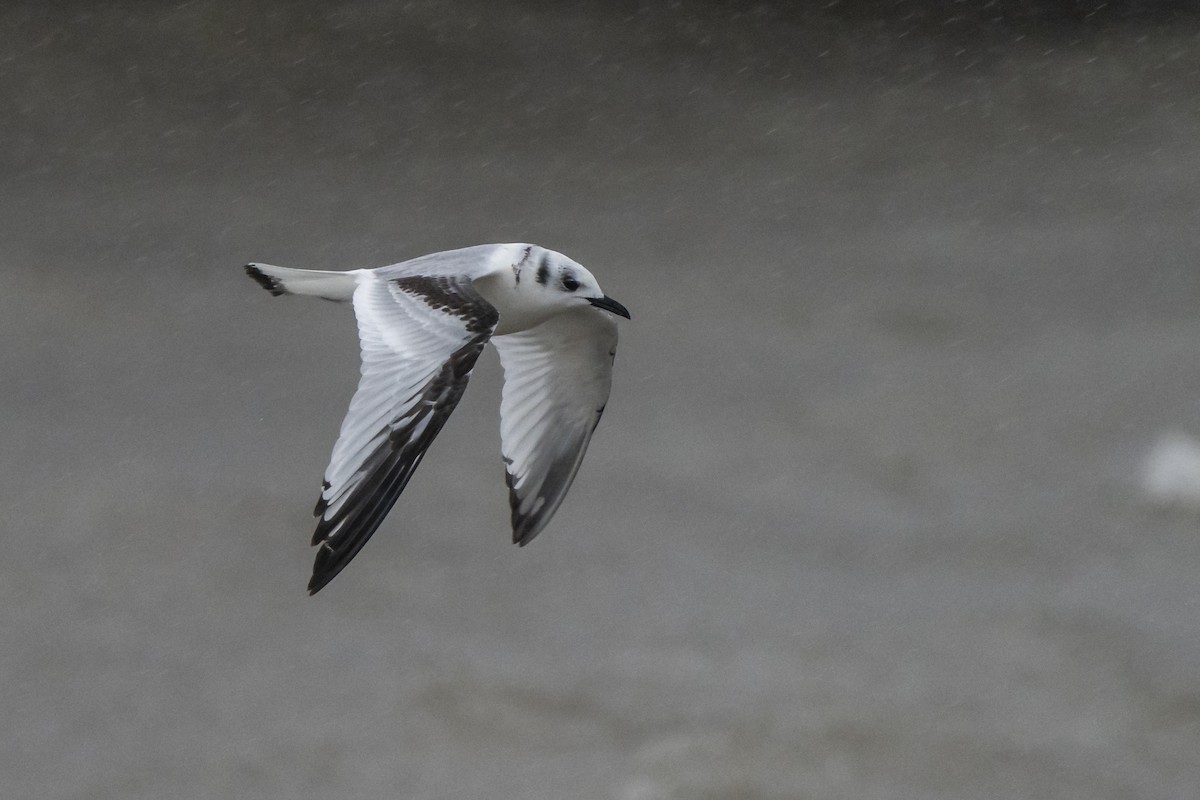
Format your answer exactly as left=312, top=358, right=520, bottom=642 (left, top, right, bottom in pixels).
left=588, top=295, right=631, bottom=319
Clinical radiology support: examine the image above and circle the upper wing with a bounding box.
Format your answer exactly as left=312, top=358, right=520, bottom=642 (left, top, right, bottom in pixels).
left=308, top=271, right=499, bottom=593
left=491, top=306, right=619, bottom=546
left=374, top=243, right=532, bottom=281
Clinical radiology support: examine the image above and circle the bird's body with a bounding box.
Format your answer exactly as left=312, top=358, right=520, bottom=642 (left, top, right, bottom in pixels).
left=245, top=244, right=629, bottom=594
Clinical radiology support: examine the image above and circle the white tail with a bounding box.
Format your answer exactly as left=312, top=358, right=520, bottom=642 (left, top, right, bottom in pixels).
left=245, top=263, right=358, bottom=301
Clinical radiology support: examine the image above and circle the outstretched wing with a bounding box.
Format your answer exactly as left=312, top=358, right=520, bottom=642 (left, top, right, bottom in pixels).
left=492, top=306, right=619, bottom=546
left=308, top=272, right=499, bottom=593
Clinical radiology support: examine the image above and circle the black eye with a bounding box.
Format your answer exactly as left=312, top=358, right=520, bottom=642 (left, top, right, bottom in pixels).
left=562, top=275, right=580, bottom=292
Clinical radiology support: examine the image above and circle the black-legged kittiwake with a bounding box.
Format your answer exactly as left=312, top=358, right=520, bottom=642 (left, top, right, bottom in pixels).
left=245, top=244, right=630, bottom=594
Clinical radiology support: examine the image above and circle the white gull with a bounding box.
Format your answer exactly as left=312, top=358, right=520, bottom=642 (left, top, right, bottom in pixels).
left=246, top=243, right=630, bottom=594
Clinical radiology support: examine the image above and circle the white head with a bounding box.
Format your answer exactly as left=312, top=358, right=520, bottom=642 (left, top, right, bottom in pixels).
left=530, top=247, right=628, bottom=316
left=487, top=245, right=630, bottom=332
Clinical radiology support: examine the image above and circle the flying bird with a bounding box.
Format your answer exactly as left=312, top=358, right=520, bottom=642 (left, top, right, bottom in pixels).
left=245, top=244, right=630, bottom=594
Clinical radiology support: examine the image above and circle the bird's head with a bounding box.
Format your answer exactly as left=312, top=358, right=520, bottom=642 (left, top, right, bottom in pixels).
left=528, top=249, right=630, bottom=319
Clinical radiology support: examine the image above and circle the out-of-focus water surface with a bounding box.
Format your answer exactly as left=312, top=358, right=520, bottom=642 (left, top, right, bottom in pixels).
left=4, top=3, right=1200, bottom=798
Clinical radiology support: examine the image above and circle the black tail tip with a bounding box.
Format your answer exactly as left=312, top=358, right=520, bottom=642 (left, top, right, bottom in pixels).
left=245, top=264, right=285, bottom=296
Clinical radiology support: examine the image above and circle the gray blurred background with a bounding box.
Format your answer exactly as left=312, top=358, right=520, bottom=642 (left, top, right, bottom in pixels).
left=4, top=2, right=1200, bottom=798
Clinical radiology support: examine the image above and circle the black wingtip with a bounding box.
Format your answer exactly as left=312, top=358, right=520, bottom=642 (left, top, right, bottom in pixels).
left=307, top=543, right=337, bottom=595
left=312, top=481, right=331, bottom=523
left=245, top=263, right=285, bottom=296
left=512, top=520, right=543, bottom=547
